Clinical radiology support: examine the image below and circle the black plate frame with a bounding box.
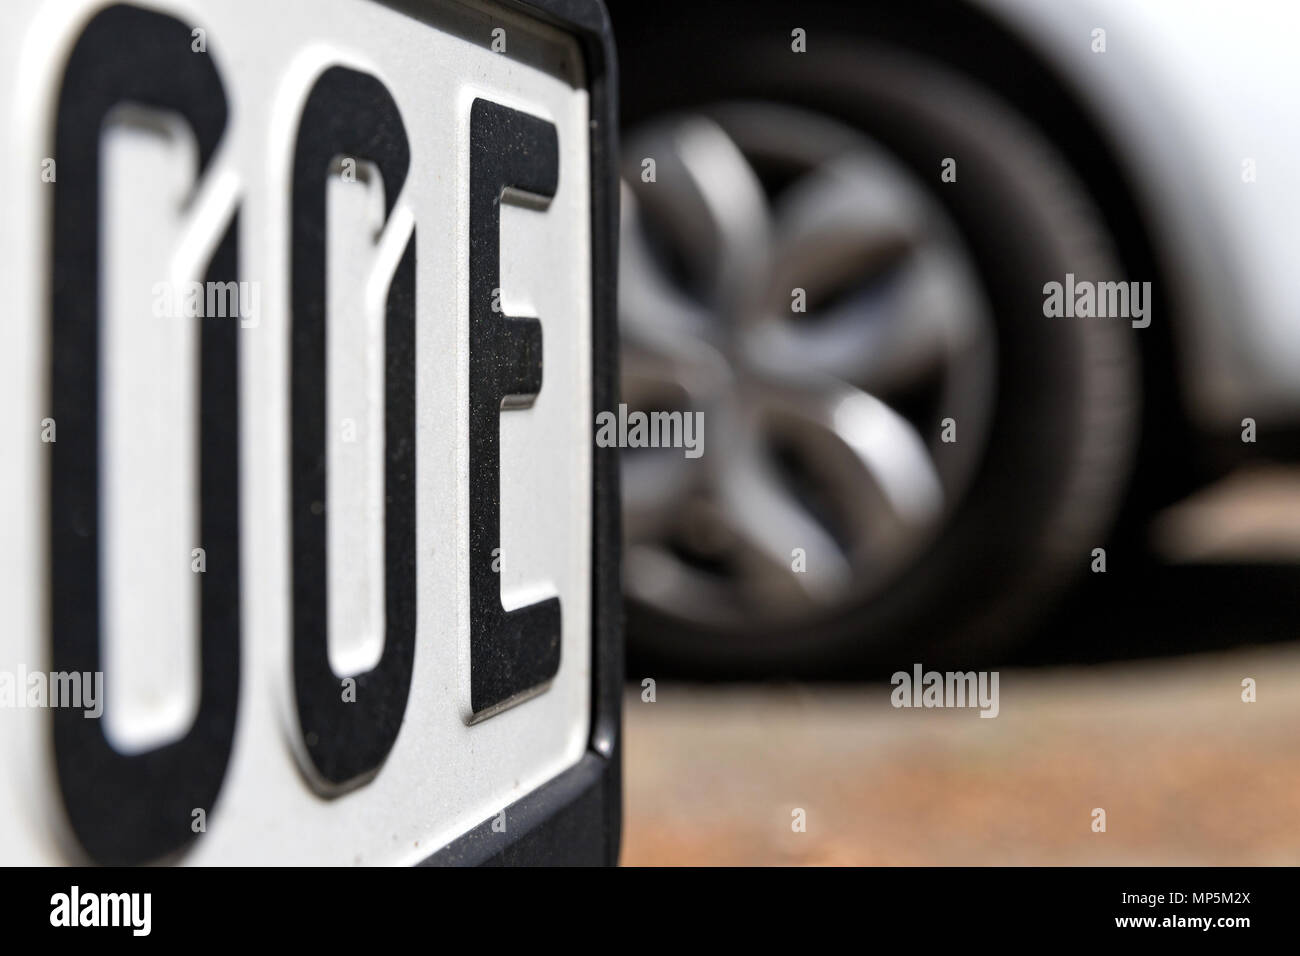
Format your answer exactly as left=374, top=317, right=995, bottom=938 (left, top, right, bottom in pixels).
left=413, top=0, right=621, bottom=866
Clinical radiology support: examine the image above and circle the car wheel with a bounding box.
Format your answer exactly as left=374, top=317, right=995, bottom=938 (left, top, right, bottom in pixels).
left=617, top=29, right=1141, bottom=676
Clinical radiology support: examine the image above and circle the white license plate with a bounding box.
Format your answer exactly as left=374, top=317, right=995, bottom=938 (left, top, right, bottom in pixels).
left=0, top=0, right=619, bottom=865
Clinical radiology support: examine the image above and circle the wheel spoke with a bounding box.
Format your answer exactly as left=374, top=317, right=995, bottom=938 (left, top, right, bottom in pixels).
left=619, top=183, right=717, bottom=338
left=621, top=446, right=700, bottom=542
left=767, top=154, right=926, bottom=301
left=756, top=378, right=946, bottom=535
left=623, top=116, right=771, bottom=309
left=709, top=405, right=854, bottom=606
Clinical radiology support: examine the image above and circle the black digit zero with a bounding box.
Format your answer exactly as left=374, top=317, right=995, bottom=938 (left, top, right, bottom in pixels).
left=290, top=66, right=417, bottom=790
left=50, top=3, right=240, bottom=865
left=467, top=98, right=562, bottom=718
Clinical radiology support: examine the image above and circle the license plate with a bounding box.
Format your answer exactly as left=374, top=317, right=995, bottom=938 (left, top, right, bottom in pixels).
left=0, top=0, right=619, bottom=865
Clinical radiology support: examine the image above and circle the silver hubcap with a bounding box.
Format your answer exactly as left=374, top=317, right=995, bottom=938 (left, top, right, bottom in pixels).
left=620, top=102, right=997, bottom=631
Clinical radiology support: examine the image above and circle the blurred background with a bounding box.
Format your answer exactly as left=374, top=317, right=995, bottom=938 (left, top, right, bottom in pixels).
left=605, top=0, right=1300, bottom=864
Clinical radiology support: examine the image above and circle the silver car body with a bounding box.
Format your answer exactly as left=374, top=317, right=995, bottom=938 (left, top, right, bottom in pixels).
left=979, top=0, right=1300, bottom=426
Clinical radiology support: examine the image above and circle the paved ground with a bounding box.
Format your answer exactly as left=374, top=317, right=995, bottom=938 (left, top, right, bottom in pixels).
left=621, top=467, right=1300, bottom=865
left=622, top=649, right=1300, bottom=865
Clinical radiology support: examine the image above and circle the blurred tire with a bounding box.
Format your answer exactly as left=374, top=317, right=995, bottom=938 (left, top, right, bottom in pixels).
left=618, top=22, right=1141, bottom=676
